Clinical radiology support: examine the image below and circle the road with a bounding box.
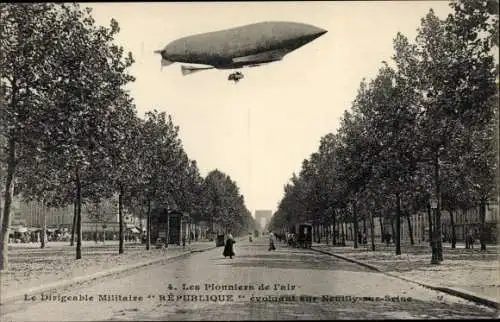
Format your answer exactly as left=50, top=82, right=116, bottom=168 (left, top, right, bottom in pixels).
left=1, top=238, right=496, bottom=321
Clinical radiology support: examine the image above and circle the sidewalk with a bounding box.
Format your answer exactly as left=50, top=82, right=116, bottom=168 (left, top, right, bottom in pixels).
left=1, top=240, right=217, bottom=305
left=312, top=241, right=499, bottom=308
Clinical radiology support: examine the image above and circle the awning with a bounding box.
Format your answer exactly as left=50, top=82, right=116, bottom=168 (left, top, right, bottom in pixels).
left=128, top=228, right=140, bottom=234
left=15, top=227, right=28, bottom=233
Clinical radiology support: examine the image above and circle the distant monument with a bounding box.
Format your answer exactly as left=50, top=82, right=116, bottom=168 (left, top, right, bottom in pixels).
left=255, top=210, right=273, bottom=231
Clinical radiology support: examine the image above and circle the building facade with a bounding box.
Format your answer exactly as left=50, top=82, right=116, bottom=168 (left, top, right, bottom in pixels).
left=9, top=195, right=145, bottom=241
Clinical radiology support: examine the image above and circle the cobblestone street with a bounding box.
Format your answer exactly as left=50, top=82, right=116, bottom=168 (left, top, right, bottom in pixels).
left=1, top=238, right=496, bottom=321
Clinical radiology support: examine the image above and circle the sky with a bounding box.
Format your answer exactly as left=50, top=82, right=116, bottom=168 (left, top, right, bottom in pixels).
left=87, top=1, right=454, bottom=216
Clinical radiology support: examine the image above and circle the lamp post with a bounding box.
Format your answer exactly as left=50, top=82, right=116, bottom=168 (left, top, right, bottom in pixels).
left=430, top=197, right=439, bottom=264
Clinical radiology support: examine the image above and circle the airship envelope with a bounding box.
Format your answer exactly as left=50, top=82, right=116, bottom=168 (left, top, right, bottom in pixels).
left=155, top=21, right=327, bottom=76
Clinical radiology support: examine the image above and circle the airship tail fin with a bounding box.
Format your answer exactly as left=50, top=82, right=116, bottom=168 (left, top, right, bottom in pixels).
left=181, top=65, right=214, bottom=76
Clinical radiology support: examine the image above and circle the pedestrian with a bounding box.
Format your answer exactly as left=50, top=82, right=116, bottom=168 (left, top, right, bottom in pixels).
left=268, top=231, right=276, bottom=251
left=223, top=233, right=235, bottom=259
left=467, top=230, right=475, bottom=249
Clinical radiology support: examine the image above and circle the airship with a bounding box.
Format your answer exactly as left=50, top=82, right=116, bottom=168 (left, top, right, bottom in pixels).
left=155, top=21, right=327, bottom=82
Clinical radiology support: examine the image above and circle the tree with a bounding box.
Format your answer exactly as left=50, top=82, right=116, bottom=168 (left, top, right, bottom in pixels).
left=411, top=6, right=496, bottom=259
left=138, top=110, right=183, bottom=249
left=335, top=107, right=375, bottom=249
left=353, top=60, right=420, bottom=255
left=202, top=169, right=252, bottom=236
left=181, top=160, right=205, bottom=223
left=0, top=3, right=135, bottom=267
left=102, top=94, right=140, bottom=254
left=43, top=5, right=134, bottom=260
left=446, top=0, right=499, bottom=251
left=270, top=0, right=498, bottom=258
left=1, top=3, right=71, bottom=270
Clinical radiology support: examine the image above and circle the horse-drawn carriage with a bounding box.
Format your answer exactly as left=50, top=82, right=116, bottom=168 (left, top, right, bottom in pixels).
left=288, top=223, right=313, bottom=248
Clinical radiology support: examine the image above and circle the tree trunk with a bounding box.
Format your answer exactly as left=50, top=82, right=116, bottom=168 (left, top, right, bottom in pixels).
left=76, top=167, right=82, bottom=260
left=94, top=221, right=98, bottom=244
left=433, top=151, right=443, bottom=262
left=379, top=216, right=385, bottom=243
left=41, top=202, right=46, bottom=249
left=118, top=185, right=124, bottom=254
left=336, top=211, right=341, bottom=245
left=362, top=217, right=367, bottom=241
left=332, top=209, right=336, bottom=245
left=70, top=198, right=77, bottom=246
left=353, top=202, right=358, bottom=249
left=479, top=199, right=487, bottom=251
left=430, top=199, right=439, bottom=265
left=395, top=194, right=401, bottom=255
left=209, top=213, right=213, bottom=241
left=0, top=176, right=2, bottom=228
left=0, top=138, right=17, bottom=271
left=449, top=209, right=456, bottom=249
left=463, top=209, right=470, bottom=249
left=391, top=217, right=396, bottom=244
left=421, top=213, right=425, bottom=242
left=427, top=203, right=433, bottom=245
left=139, top=202, right=143, bottom=239
left=406, top=212, right=414, bottom=245
left=430, top=204, right=440, bottom=265
left=340, top=216, right=345, bottom=246
left=370, top=211, right=376, bottom=251
left=146, top=198, right=151, bottom=250
left=166, top=209, right=170, bottom=248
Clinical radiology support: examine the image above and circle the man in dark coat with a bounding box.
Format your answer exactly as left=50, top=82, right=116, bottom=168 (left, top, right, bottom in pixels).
left=223, top=233, right=235, bottom=259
